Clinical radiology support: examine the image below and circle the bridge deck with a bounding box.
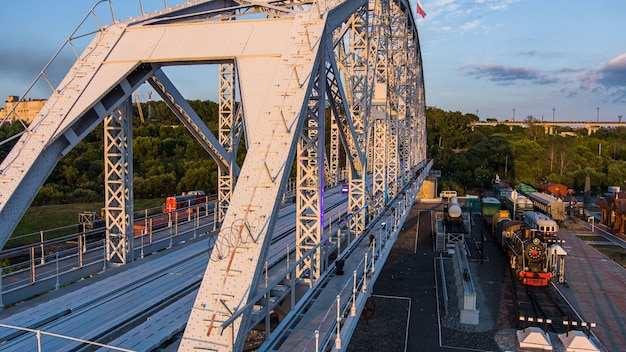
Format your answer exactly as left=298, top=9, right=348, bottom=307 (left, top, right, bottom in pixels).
left=0, top=187, right=348, bottom=351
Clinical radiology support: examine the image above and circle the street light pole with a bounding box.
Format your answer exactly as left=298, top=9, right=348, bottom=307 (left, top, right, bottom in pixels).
left=511, top=189, right=518, bottom=220
left=513, top=108, right=516, bottom=121
left=597, top=106, right=600, bottom=122
left=552, top=107, right=555, bottom=122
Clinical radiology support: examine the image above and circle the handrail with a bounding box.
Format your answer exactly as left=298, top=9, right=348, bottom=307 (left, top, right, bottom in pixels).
left=0, top=322, right=133, bottom=352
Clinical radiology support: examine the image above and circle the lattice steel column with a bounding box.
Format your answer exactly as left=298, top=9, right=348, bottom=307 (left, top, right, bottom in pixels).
left=217, top=62, right=236, bottom=228
left=295, top=54, right=326, bottom=282
left=372, top=117, right=387, bottom=212
left=329, top=117, right=339, bottom=186
left=406, top=28, right=419, bottom=169
left=391, top=2, right=411, bottom=182
left=104, top=98, right=134, bottom=265
left=341, top=7, right=370, bottom=237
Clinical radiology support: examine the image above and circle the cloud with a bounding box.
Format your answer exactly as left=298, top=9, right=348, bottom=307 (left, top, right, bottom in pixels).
left=422, top=0, right=525, bottom=36
left=596, top=53, right=626, bottom=88
left=460, top=19, right=481, bottom=31
left=465, top=0, right=522, bottom=14
left=461, top=64, right=559, bottom=85
left=573, top=53, right=626, bottom=102
left=518, top=51, right=536, bottom=57
left=0, top=45, right=78, bottom=101
left=0, top=48, right=49, bottom=80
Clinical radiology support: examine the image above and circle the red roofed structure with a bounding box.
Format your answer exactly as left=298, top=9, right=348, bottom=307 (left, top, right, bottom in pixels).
left=595, top=191, right=626, bottom=234
left=540, top=183, right=570, bottom=198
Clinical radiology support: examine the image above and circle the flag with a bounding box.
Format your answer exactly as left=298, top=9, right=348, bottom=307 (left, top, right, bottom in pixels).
left=416, top=0, right=426, bottom=18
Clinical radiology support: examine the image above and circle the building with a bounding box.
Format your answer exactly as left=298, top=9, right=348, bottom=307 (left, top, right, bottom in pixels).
left=595, top=191, right=626, bottom=234
left=1, top=95, right=47, bottom=123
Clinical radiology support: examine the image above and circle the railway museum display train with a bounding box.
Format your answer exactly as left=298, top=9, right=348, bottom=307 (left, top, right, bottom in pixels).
left=494, top=217, right=552, bottom=286
left=517, top=183, right=567, bottom=223
left=523, top=211, right=559, bottom=243
left=480, top=196, right=501, bottom=230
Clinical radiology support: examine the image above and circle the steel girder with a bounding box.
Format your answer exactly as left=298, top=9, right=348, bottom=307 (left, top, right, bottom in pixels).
left=217, top=63, right=238, bottom=228
left=334, top=6, right=371, bottom=237
left=0, top=1, right=427, bottom=351
left=148, top=70, right=238, bottom=175
left=182, top=2, right=373, bottom=350
left=295, top=55, right=326, bottom=282
left=104, top=99, right=134, bottom=264
left=0, top=21, right=161, bottom=249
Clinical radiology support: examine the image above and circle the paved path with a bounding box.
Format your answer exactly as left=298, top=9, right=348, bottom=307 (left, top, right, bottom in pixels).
left=556, top=223, right=626, bottom=352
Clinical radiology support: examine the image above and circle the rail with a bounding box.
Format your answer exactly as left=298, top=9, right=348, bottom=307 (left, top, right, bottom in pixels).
left=0, top=205, right=215, bottom=307
left=0, top=323, right=133, bottom=352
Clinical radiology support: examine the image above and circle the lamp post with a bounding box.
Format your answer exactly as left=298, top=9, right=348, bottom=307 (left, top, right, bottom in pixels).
left=552, top=107, right=555, bottom=122
left=596, top=106, right=600, bottom=122
left=513, top=108, right=516, bottom=121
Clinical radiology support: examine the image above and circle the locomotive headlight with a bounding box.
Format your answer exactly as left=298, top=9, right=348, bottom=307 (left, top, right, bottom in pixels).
left=527, top=245, right=542, bottom=259
left=533, top=238, right=540, bottom=245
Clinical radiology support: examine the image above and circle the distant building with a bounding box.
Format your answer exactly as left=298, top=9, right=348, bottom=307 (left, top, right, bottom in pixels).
left=595, top=191, right=626, bottom=234
left=1, top=95, right=47, bottom=123
left=540, top=183, right=569, bottom=198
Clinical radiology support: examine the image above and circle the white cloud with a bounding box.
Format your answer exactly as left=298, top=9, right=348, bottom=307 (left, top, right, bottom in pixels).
left=460, top=19, right=481, bottom=31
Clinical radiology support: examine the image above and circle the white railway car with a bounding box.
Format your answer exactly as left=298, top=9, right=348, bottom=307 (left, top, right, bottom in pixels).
left=523, top=211, right=559, bottom=243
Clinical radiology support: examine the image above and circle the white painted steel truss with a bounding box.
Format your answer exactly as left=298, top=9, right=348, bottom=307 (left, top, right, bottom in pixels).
left=104, top=99, right=134, bottom=264
left=0, top=0, right=427, bottom=350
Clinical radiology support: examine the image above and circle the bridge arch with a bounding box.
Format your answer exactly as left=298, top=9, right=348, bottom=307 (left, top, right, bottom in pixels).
left=0, top=1, right=428, bottom=350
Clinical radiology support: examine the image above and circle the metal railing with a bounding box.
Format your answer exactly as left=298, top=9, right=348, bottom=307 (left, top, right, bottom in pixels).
left=0, top=323, right=134, bottom=352
left=0, top=200, right=215, bottom=307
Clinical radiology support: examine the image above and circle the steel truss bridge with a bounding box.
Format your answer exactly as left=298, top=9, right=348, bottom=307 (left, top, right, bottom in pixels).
left=0, top=0, right=429, bottom=350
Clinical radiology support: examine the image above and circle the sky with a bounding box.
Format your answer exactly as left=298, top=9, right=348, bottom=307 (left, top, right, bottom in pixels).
left=1, top=0, right=625, bottom=122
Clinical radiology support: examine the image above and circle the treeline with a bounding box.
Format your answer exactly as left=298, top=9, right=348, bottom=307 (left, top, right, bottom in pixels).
left=1, top=99, right=228, bottom=205
left=3, top=103, right=626, bottom=205
left=427, top=107, right=626, bottom=196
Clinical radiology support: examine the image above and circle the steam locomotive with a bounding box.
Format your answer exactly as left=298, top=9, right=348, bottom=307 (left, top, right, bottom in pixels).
left=494, top=218, right=552, bottom=286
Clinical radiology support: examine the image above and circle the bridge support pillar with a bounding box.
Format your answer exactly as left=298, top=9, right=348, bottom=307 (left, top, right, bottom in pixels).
left=104, top=98, right=134, bottom=265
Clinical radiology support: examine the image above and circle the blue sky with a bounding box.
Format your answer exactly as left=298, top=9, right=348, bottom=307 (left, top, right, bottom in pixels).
left=1, top=0, right=625, bottom=122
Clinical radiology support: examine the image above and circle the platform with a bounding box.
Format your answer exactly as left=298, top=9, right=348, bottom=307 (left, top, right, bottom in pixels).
left=348, top=203, right=624, bottom=352
left=555, top=223, right=626, bottom=352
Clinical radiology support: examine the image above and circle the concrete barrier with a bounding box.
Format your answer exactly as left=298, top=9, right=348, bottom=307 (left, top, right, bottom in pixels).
left=452, top=243, right=479, bottom=325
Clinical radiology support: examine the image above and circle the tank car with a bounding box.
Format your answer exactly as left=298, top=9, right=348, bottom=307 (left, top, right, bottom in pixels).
left=494, top=218, right=552, bottom=286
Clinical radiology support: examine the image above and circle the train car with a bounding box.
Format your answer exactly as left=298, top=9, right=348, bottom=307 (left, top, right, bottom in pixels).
left=501, top=193, right=534, bottom=220
left=443, top=196, right=467, bottom=235
left=480, top=196, right=501, bottom=230
left=527, top=192, right=566, bottom=222
left=493, top=182, right=513, bottom=203
left=494, top=218, right=552, bottom=286
left=516, top=182, right=538, bottom=197
left=464, top=195, right=480, bottom=213
left=523, top=211, right=559, bottom=243
left=164, top=190, right=207, bottom=213
left=491, top=209, right=511, bottom=235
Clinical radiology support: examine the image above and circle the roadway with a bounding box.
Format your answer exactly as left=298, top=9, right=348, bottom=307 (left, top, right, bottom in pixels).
left=0, top=187, right=349, bottom=351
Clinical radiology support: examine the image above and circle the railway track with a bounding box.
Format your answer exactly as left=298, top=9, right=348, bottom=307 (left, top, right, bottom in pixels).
left=510, top=266, right=582, bottom=334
